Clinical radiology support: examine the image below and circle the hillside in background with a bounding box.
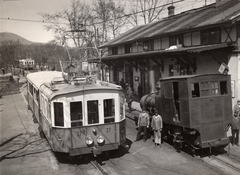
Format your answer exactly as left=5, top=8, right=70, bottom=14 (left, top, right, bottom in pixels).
left=0, top=32, right=35, bottom=45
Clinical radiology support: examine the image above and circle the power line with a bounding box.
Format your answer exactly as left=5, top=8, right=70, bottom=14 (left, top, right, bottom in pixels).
left=0, top=0, right=184, bottom=26
left=0, top=17, right=67, bottom=24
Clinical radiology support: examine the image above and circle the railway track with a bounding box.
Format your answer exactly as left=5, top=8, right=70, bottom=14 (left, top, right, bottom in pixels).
left=64, top=154, right=127, bottom=175
left=90, top=160, right=108, bottom=175
left=197, top=148, right=240, bottom=175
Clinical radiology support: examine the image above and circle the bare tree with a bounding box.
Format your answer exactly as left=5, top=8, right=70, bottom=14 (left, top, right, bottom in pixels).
left=92, top=0, right=128, bottom=42
left=40, top=0, right=93, bottom=49
left=0, top=40, right=18, bottom=72
left=129, top=0, right=170, bottom=26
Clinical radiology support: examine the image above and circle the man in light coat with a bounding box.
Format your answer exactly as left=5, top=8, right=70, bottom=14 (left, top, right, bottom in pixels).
left=151, top=110, right=163, bottom=146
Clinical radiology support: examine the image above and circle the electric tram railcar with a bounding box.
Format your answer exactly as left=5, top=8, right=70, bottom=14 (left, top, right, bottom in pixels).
left=26, top=71, right=126, bottom=156
left=19, top=59, right=35, bottom=70
left=141, top=74, right=232, bottom=152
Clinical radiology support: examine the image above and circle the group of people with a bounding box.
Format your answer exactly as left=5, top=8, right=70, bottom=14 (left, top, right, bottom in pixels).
left=135, top=109, right=163, bottom=146
left=119, top=78, right=143, bottom=113
left=120, top=78, right=134, bottom=112
left=2, top=68, right=5, bottom=75
left=133, top=99, right=240, bottom=147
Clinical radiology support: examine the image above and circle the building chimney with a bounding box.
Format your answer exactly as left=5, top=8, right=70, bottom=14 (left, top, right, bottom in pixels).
left=168, top=5, right=175, bottom=17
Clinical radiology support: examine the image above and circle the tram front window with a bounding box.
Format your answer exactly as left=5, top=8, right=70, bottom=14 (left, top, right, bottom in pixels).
left=70, top=101, right=83, bottom=127
left=87, top=100, right=99, bottom=124
left=54, top=102, right=64, bottom=127
left=104, top=99, right=115, bottom=123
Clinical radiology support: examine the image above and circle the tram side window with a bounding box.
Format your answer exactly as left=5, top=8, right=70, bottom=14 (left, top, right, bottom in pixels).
left=220, top=81, right=228, bottom=95
left=54, top=102, right=64, bottom=127
left=70, top=101, right=83, bottom=127
left=120, top=96, right=124, bottom=120
left=29, top=83, right=33, bottom=95
left=104, top=99, right=115, bottom=123
left=191, top=83, right=200, bottom=98
left=87, top=100, right=99, bottom=124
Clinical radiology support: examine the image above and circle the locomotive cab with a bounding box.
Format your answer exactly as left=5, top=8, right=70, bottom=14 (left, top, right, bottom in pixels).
left=155, top=74, right=232, bottom=152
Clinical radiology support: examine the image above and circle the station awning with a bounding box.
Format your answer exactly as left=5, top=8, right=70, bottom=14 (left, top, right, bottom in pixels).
left=88, top=42, right=235, bottom=63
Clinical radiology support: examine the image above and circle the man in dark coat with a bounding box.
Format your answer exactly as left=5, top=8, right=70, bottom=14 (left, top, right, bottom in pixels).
left=138, top=82, right=143, bottom=100
left=119, top=78, right=126, bottom=90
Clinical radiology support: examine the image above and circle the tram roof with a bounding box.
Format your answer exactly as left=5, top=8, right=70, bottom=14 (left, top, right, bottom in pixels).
left=27, top=71, right=63, bottom=89
left=27, top=71, right=123, bottom=100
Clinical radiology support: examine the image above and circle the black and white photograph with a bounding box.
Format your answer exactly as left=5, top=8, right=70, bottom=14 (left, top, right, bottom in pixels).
left=0, top=0, right=240, bottom=174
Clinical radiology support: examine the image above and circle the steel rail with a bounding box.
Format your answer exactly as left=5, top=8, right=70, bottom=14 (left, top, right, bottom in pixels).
left=91, top=160, right=108, bottom=175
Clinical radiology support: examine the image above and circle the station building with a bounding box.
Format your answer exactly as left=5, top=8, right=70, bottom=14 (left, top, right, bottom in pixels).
left=90, top=0, right=240, bottom=106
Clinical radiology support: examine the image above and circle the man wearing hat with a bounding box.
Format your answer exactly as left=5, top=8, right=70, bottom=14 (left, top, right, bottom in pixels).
left=135, top=109, right=150, bottom=142
left=232, top=99, right=240, bottom=146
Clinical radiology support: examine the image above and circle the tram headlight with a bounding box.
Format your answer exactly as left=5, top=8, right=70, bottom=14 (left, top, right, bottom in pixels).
left=86, top=136, right=94, bottom=146
left=97, top=135, right=105, bottom=145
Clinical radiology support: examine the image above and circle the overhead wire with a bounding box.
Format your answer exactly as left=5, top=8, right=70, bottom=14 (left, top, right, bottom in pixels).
left=0, top=0, right=188, bottom=26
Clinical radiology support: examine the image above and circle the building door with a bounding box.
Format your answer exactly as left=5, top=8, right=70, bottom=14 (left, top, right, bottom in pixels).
left=125, top=64, right=133, bottom=89
left=140, top=69, right=149, bottom=95
left=113, top=67, right=119, bottom=84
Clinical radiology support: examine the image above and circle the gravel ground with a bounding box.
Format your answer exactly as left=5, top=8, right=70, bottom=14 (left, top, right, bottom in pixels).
left=0, top=71, right=27, bottom=96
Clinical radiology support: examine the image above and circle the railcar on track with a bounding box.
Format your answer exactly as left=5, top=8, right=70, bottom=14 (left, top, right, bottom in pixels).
left=140, top=74, right=232, bottom=153
left=26, top=71, right=126, bottom=156
left=18, top=59, right=35, bottom=70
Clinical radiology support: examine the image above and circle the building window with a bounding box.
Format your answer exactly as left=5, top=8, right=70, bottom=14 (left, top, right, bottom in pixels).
left=201, top=28, right=221, bottom=45
left=70, top=101, right=83, bottom=127
left=87, top=100, right=99, bottom=124
left=125, top=44, right=132, bottom=53
left=112, top=46, right=118, bottom=55
left=54, top=102, right=64, bottom=127
left=169, top=64, right=174, bottom=76
left=104, top=99, right=115, bottom=123
left=169, top=34, right=183, bottom=46
left=143, top=40, right=154, bottom=51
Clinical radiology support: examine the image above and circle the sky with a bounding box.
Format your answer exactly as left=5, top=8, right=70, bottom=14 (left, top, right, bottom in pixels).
left=0, top=0, right=215, bottom=44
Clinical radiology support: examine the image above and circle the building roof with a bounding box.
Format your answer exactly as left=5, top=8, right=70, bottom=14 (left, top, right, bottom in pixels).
left=99, top=0, right=240, bottom=48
